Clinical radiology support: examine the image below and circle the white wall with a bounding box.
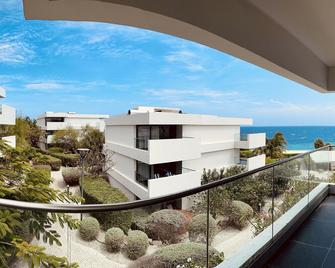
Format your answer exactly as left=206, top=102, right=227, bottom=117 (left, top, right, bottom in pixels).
left=183, top=125, right=240, bottom=144
left=183, top=149, right=239, bottom=171
left=111, top=153, right=136, bottom=180
left=64, top=117, right=106, bottom=131
left=2, top=135, right=16, bottom=148
left=105, top=125, right=135, bottom=147
left=247, top=154, right=266, bottom=171
left=148, top=170, right=201, bottom=198
left=0, top=105, right=15, bottom=125
left=237, top=133, right=266, bottom=149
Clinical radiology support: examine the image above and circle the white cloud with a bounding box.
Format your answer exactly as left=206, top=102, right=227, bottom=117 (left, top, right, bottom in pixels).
left=0, top=40, right=35, bottom=64
left=25, top=82, right=64, bottom=90
left=165, top=50, right=205, bottom=72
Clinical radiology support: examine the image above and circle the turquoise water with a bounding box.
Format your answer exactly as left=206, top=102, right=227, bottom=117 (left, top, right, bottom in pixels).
left=241, top=126, right=335, bottom=150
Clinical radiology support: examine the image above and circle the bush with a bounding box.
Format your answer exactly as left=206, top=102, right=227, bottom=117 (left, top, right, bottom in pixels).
left=82, top=176, right=132, bottom=232
left=27, top=167, right=52, bottom=185
left=145, top=209, right=188, bottom=244
left=126, top=230, right=149, bottom=260
left=228, top=200, right=253, bottom=230
left=105, top=227, right=125, bottom=252
left=13, top=220, right=34, bottom=243
left=32, top=153, right=61, bottom=171
left=50, top=153, right=80, bottom=167
left=133, top=242, right=224, bottom=268
left=48, top=147, right=65, bottom=153
left=188, top=214, right=217, bottom=244
left=79, top=217, right=100, bottom=241
left=131, top=209, right=150, bottom=232
left=62, top=167, right=81, bottom=186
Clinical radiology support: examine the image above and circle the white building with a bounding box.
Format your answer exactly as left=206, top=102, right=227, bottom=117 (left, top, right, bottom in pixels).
left=37, top=112, right=109, bottom=149
left=0, top=87, right=16, bottom=148
left=104, top=106, right=266, bottom=204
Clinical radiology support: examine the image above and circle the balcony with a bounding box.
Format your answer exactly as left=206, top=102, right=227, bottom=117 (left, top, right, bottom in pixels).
left=2, top=146, right=334, bottom=268
left=236, top=133, right=266, bottom=149
left=1, top=135, right=16, bottom=148
left=136, top=167, right=202, bottom=198
left=238, top=154, right=266, bottom=171
left=131, top=137, right=201, bottom=164
left=0, top=104, right=15, bottom=125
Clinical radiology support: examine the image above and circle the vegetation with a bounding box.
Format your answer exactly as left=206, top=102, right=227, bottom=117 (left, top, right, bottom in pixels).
left=227, top=201, right=253, bottom=230
left=62, top=167, right=81, bottom=186
left=52, top=127, right=79, bottom=153
left=32, top=153, right=62, bottom=171
left=82, top=176, right=132, bottom=232
left=314, top=138, right=325, bottom=149
left=0, top=140, right=81, bottom=267
left=126, top=230, right=149, bottom=260
left=188, top=214, right=217, bottom=244
left=132, top=242, right=224, bottom=268
left=50, top=153, right=80, bottom=167
left=79, top=217, right=100, bottom=241
left=105, top=227, right=125, bottom=253
left=145, top=209, right=188, bottom=244
left=2, top=117, right=43, bottom=149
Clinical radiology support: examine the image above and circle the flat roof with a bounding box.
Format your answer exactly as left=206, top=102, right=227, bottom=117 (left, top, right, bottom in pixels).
left=37, top=112, right=109, bottom=120
left=106, top=111, right=252, bottom=126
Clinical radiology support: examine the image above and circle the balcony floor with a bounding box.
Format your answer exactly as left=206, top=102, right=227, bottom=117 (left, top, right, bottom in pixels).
left=267, top=195, right=335, bottom=268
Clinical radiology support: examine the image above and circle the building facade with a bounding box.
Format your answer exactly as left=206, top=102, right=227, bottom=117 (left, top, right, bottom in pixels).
left=37, top=112, right=109, bottom=149
left=104, top=106, right=266, bottom=204
left=0, top=87, right=16, bottom=148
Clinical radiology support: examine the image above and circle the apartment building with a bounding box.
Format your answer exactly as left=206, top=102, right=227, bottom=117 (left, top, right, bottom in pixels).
left=104, top=106, right=266, bottom=204
left=37, top=112, right=109, bottom=149
left=0, top=87, right=16, bottom=148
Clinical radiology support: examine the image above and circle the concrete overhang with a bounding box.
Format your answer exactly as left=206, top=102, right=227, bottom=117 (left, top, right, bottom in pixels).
left=23, top=0, right=335, bottom=92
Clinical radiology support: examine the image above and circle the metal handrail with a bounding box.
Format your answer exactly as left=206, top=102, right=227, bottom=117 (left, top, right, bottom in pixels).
left=0, top=145, right=331, bottom=213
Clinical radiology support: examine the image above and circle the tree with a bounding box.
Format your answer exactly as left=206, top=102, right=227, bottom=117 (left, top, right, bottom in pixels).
left=52, top=127, right=79, bottom=153
left=314, top=138, right=325, bottom=149
left=255, top=132, right=287, bottom=159
left=0, top=140, right=81, bottom=267
left=80, top=125, right=114, bottom=175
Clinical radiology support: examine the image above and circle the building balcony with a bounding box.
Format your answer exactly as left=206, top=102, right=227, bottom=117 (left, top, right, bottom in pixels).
left=1, top=135, right=16, bottom=148
left=0, top=87, right=6, bottom=98
left=236, top=133, right=266, bottom=149
left=238, top=154, right=266, bottom=171
left=0, top=104, right=15, bottom=125
left=136, top=167, right=202, bottom=198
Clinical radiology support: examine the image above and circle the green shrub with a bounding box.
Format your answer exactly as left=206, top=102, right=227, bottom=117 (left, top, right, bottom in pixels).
left=145, top=209, right=188, bottom=244
left=32, top=153, right=61, bottom=171
left=13, top=220, right=34, bottom=243
left=188, top=214, right=217, bottom=244
left=144, top=242, right=223, bottom=268
left=228, top=200, right=253, bottom=230
left=50, top=152, right=80, bottom=167
left=105, top=227, right=125, bottom=252
left=131, top=209, right=150, bottom=232
left=126, top=230, right=149, bottom=260
left=82, top=176, right=132, bottom=232
left=62, top=167, right=81, bottom=186
left=27, top=166, right=52, bottom=185
left=79, top=217, right=100, bottom=241
left=48, top=147, right=65, bottom=153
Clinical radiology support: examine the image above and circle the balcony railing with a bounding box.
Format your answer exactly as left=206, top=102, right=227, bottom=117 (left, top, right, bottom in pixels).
left=0, top=145, right=333, bottom=267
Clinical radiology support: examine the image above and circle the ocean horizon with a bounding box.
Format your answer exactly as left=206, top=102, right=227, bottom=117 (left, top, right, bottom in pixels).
left=241, top=126, right=335, bottom=150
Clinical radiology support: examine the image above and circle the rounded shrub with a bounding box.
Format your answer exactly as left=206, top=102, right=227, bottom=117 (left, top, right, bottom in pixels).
left=62, top=167, right=81, bottom=186
left=32, top=153, right=61, bottom=171
left=229, top=200, right=254, bottom=230
left=105, top=227, right=125, bottom=252
left=135, top=242, right=224, bottom=268
left=79, top=217, right=100, bottom=241
left=145, top=209, right=188, bottom=244
left=126, top=230, right=149, bottom=260
left=188, top=213, right=217, bottom=244
left=83, top=176, right=132, bottom=232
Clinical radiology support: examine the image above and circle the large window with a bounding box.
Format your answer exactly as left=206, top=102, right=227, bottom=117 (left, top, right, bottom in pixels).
left=46, top=117, right=65, bottom=124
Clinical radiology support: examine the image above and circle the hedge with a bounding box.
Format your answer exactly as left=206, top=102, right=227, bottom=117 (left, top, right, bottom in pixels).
left=131, top=242, right=224, bottom=268
left=82, top=176, right=132, bottom=232
left=32, top=153, right=61, bottom=171
left=62, top=167, right=81, bottom=186
left=126, top=230, right=149, bottom=260
left=49, top=152, right=80, bottom=167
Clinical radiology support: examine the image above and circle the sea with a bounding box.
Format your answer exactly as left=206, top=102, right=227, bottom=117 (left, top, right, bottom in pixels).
left=241, top=126, right=335, bottom=150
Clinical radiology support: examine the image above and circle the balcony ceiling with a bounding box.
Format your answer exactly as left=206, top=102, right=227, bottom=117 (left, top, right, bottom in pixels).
left=23, top=0, right=335, bottom=92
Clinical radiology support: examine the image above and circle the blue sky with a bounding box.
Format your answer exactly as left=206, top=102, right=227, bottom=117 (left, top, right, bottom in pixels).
left=1, top=1, right=335, bottom=126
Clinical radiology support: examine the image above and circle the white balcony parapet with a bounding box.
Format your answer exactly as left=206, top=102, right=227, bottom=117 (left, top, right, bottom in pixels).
left=0, top=105, right=16, bottom=125
left=0, top=87, right=6, bottom=98
left=238, top=154, right=266, bottom=171
left=2, top=135, right=16, bottom=148
left=236, top=133, right=266, bottom=149
left=148, top=169, right=202, bottom=198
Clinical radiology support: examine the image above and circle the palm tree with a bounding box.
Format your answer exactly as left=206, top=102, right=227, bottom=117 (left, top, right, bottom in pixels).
left=314, top=138, right=325, bottom=149
left=255, top=132, right=287, bottom=159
